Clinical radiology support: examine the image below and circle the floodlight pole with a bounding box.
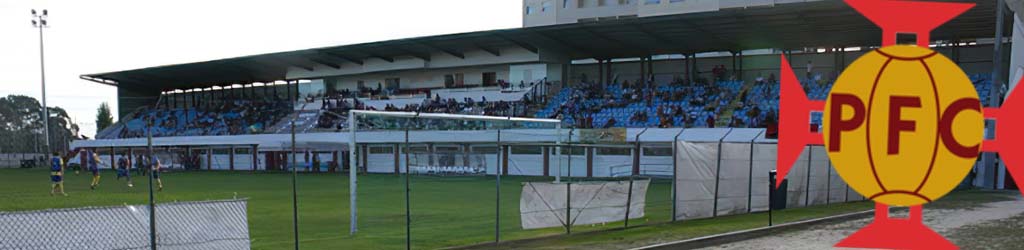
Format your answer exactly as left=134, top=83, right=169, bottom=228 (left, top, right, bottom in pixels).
left=31, top=9, right=50, bottom=155
left=349, top=110, right=358, bottom=235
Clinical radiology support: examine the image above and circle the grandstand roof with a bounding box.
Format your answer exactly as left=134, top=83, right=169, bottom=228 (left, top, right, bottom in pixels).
left=81, top=0, right=998, bottom=90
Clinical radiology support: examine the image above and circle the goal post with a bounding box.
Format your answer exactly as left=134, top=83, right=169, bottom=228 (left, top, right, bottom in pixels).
left=346, top=110, right=563, bottom=235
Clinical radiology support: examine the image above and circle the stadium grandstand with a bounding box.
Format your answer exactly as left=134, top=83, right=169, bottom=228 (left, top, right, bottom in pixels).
left=72, top=0, right=1007, bottom=180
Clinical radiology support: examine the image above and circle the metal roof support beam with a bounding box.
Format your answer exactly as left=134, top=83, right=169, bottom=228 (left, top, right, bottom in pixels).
left=495, top=34, right=539, bottom=54
left=475, top=44, right=501, bottom=56
left=79, top=75, right=119, bottom=87
left=414, top=41, right=464, bottom=59
left=292, top=64, right=315, bottom=72
left=309, top=58, right=342, bottom=69
left=254, top=59, right=313, bottom=72
left=395, top=48, right=432, bottom=62
left=366, top=53, right=395, bottom=63
left=274, top=57, right=316, bottom=71
left=319, top=51, right=364, bottom=65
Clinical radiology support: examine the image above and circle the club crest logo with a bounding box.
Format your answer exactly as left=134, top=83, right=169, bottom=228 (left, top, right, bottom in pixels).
left=776, top=0, right=1024, bottom=249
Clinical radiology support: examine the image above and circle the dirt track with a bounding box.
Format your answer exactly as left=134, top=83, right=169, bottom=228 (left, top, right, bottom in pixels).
left=697, top=192, right=1024, bottom=250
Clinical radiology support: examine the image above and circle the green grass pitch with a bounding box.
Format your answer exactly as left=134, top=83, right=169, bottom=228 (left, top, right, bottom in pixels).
left=0, top=168, right=882, bottom=249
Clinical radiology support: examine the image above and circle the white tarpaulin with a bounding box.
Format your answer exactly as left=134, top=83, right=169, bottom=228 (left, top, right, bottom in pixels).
left=716, top=143, right=753, bottom=216
left=806, top=146, right=830, bottom=206
left=520, top=180, right=649, bottom=229
left=750, top=144, right=776, bottom=212
left=675, top=141, right=719, bottom=220
left=828, top=160, right=850, bottom=204
left=786, top=147, right=810, bottom=208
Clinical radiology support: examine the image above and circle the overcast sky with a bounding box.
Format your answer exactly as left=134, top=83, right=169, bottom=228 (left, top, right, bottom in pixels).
left=0, top=0, right=522, bottom=137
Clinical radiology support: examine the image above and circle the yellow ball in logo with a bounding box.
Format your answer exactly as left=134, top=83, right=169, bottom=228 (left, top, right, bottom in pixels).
left=824, top=45, right=984, bottom=207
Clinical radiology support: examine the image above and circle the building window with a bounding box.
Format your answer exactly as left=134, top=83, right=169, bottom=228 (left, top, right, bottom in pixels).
left=618, top=0, right=633, bottom=5
left=564, top=0, right=571, bottom=8
left=644, top=0, right=660, bottom=5
left=525, top=6, right=534, bottom=15
left=669, top=0, right=684, bottom=3
left=542, top=1, right=553, bottom=12
left=578, top=0, right=586, bottom=8
left=598, top=0, right=606, bottom=6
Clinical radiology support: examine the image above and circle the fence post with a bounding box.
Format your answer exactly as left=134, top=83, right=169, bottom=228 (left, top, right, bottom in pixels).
left=671, top=128, right=685, bottom=222
left=712, top=129, right=733, bottom=217
left=747, top=130, right=764, bottom=213
left=804, top=146, right=812, bottom=207
left=845, top=173, right=851, bottom=202
left=567, top=128, right=574, bottom=179
left=768, top=170, right=775, bottom=227
left=566, top=181, right=572, bottom=235
left=624, top=175, right=635, bottom=228
left=633, top=128, right=648, bottom=176
left=826, top=159, right=832, bottom=205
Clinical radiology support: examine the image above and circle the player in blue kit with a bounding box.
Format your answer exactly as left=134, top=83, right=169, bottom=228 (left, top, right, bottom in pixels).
left=116, top=156, right=133, bottom=188
left=50, top=152, right=67, bottom=196
left=88, top=152, right=103, bottom=190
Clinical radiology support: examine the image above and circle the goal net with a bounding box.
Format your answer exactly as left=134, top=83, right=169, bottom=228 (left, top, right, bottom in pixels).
left=345, top=110, right=563, bottom=237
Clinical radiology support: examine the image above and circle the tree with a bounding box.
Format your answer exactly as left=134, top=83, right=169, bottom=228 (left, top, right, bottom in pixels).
left=0, top=95, right=80, bottom=153
left=96, top=102, right=114, bottom=135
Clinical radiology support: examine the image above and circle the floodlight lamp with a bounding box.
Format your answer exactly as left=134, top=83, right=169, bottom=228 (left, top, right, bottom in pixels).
left=31, top=9, right=36, bottom=16
left=32, top=20, right=37, bottom=27
left=40, top=20, right=47, bottom=26
left=42, top=9, right=47, bottom=16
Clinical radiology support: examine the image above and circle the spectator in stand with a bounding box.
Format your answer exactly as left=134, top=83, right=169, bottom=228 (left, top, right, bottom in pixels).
left=659, top=116, right=672, bottom=128
left=603, top=117, right=617, bottom=128
left=730, top=118, right=744, bottom=128
left=806, top=60, right=814, bottom=80
left=705, top=115, right=715, bottom=128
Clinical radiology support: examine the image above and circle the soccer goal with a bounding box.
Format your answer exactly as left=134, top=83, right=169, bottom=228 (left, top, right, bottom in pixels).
left=345, top=110, right=563, bottom=236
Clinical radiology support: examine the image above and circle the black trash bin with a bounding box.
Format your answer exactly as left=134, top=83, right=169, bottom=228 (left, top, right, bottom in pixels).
left=769, top=170, right=788, bottom=210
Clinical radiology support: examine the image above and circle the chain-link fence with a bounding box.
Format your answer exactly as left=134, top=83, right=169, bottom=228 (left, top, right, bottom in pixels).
left=341, top=123, right=869, bottom=249
left=0, top=199, right=249, bottom=250
left=61, top=123, right=867, bottom=249
left=0, top=154, right=45, bottom=168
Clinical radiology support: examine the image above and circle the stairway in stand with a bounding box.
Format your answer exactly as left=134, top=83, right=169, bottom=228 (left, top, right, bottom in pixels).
left=715, top=80, right=755, bottom=127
